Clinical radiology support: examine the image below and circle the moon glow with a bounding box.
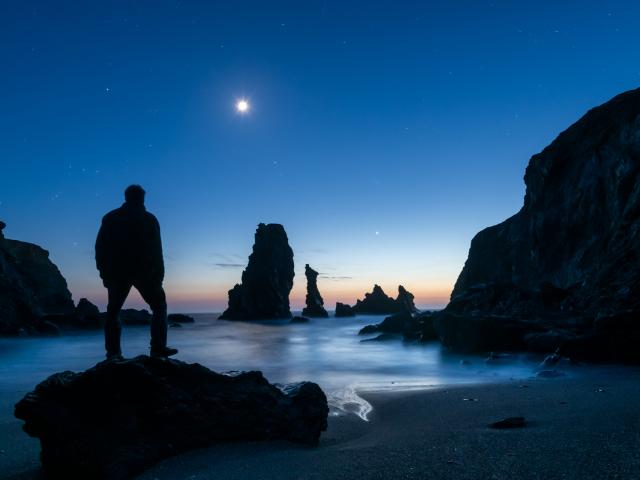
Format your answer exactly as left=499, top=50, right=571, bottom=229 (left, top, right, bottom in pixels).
left=236, top=99, right=250, bottom=113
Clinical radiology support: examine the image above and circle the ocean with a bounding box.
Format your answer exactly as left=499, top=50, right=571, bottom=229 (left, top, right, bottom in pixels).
left=0, top=313, right=560, bottom=420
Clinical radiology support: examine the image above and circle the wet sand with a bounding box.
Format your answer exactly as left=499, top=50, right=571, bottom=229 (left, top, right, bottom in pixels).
left=3, top=371, right=640, bottom=480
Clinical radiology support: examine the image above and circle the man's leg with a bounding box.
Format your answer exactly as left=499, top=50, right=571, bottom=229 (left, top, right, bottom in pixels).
left=105, top=283, right=131, bottom=358
left=136, top=282, right=168, bottom=352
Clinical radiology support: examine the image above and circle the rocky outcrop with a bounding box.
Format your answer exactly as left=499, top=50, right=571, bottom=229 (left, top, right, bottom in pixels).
left=354, top=285, right=397, bottom=314
left=73, top=298, right=102, bottom=328
left=220, top=223, right=295, bottom=320
left=359, top=311, right=438, bottom=342
left=301, top=264, right=328, bottom=318
left=437, top=88, right=640, bottom=360
left=335, top=302, right=355, bottom=317
left=359, top=311, right=414, bottom=335
left=396, top=286, right=417, bottom=313
left=353, top=285, right=418, bottom=315
left=0, top=223, right=75, bottom=335
left=15, top=356, right=328, bottom=480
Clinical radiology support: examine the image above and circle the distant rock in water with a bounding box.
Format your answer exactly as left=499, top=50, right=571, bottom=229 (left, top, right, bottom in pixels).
left=396, top=285, right=418, bottom=313
left=353, top=284, right=418, bottom=315
left=0, top=223, right=75, bottom=335
left=354, top=285, right=396, bottom=314
left=435, top=88, right=640, bottom=361
left=120, top=308, right=152, bottom=325
left=74, top=298, right=102, bottom=328
left=301, top=264, right=328, bottom=318
left=220, top=223, right=295, bottom=320
left=167, top=313, right=195, bottom=323
left=359, top=311, right=414, bottom=335
left=360, top=333, right=398, bottom=342
left=291, top=315, right=310, bottom=323
left=14, top=356, right=328, bottom=480
left=334, top=302, right=355, bottom=317
left=359, top=311, right=438, bottom=342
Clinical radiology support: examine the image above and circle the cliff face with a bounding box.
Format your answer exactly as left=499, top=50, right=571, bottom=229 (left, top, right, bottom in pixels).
left=220, top=223, right=295, bottom=320
left=0, top=226, right=75, bottom=334
left=439, top=88, right=640, bottom=359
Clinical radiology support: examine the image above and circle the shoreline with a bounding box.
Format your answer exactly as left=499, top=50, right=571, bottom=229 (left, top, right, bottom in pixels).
left=139, top=373, right=640, bottom=480
left=3, top=369, right=640, bottom=479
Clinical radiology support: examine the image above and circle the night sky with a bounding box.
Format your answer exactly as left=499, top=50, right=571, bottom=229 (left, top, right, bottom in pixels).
left=2, top=1, right=640, bottom=312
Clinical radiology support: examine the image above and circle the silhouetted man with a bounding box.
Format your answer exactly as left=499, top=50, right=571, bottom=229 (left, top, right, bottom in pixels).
left=95, top=185, right=178, bottom=360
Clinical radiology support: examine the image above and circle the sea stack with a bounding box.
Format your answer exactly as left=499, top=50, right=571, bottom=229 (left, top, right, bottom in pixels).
left=0, top=223, right=75, bottom=335
left=301, top=264, right=328, bottom=318
left=434, top=87, right=640, bottom=361
left=220, top=223, right=295, bottom=320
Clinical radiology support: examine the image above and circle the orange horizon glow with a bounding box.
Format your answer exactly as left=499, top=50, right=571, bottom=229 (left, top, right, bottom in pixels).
left=79, top=281, right=453, bottom=313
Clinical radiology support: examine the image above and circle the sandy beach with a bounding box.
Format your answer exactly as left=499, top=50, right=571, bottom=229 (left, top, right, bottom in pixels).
left=3, top=368, right=639, bottom=480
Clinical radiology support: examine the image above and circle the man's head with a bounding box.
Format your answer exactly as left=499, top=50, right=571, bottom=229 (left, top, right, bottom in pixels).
left=124, top=185, right=146, bottom=205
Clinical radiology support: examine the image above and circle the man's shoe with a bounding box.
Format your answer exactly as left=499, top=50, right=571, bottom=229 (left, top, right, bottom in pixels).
left=150, top=346, right=178, bottom=358
left=106, top=352, right=124, bottom=361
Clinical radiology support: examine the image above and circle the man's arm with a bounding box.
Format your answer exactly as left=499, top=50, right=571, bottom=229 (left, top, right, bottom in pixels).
left=150, top=215, right=165, bottom=282
left=95, top=216, right=111, bottom=282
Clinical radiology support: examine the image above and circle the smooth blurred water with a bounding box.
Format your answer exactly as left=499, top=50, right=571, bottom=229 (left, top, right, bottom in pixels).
left=0, top=314, right=550, bottom=420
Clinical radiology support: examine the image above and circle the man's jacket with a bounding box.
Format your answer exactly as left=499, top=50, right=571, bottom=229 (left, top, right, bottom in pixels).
left=95, top=202, right=164, bottom=286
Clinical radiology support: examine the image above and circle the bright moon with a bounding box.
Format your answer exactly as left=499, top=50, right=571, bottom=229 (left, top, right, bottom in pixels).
left=236, top=99, right=249, bottom=113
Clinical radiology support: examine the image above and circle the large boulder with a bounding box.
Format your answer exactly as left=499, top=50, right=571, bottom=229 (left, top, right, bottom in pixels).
left=14, top=356, right=328, bottom=480
left=301, top=264, right=328, bottom=318
left=219, top=223, right=295, bottom=320
left=353, top=284, right=418, bottom=315
left=0, top=223, right=75, bottom=335
left=438, top=88, right=640, bottom=360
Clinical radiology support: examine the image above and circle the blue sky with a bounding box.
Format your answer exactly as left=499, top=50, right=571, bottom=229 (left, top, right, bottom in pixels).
left=1, top=1, right=639, bottom=311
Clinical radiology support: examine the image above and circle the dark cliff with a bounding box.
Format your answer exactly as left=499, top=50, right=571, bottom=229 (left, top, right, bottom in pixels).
left=438, top=88, right=640, bottom=359
left=0, top=223, right=75, bottom=334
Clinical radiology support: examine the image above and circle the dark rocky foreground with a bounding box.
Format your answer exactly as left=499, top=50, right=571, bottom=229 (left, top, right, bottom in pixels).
left=351, top=284, right=418, bottom=315
left=436, top=87, right=640, bottom=361
left=302, top=264, right=328, bottom=317
left=220, top=223, right=295, bottom=320
left=14, top=356, right=328, bottom=480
